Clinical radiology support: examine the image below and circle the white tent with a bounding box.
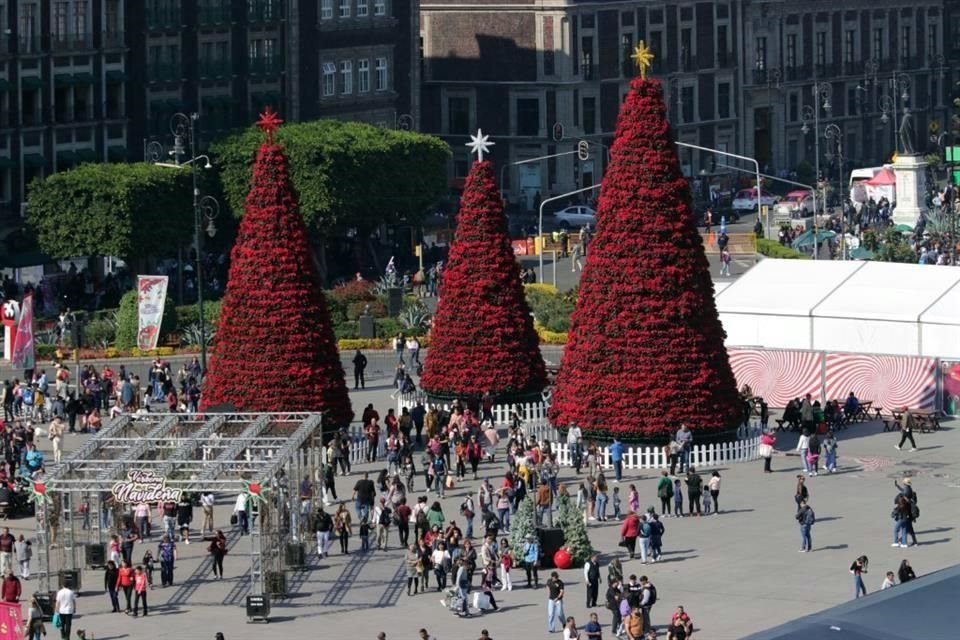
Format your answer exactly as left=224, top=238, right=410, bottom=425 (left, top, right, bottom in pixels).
left=716, top=260, right=960, bottom=359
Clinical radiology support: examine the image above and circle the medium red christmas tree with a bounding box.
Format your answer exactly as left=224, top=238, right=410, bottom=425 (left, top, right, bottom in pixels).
left=421, top=150, right=546, bottom=401
left=201, top=110, right=353, bottom=426
left=549, top=63, right=739, bottom=441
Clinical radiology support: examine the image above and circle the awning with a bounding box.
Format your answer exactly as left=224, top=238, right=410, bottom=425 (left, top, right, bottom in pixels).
left=865, top=168, right=896, bottom=186
left=21, top=76, right=44, bottom=89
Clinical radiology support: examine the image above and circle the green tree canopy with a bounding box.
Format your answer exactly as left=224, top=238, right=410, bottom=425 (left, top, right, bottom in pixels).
left=26, top=163, right=193, bottom=261
left=210, top=120, right=450, bottom=233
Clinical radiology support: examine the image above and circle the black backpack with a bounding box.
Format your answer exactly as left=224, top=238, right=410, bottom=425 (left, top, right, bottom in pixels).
left=379, top=507, right=392, bottom=526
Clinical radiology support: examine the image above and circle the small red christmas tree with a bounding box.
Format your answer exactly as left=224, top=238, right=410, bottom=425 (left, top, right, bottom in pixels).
left=201, top=110, right=353, bottom=426
left=549, top=51, right=739, bottom=441
left=421, top=142, right=546, bottom=401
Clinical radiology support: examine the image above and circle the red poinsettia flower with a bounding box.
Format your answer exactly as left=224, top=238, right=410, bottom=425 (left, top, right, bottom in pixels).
left=33, top=482, right=46, bottom=495
left=248, top=482, right=261, bottom=496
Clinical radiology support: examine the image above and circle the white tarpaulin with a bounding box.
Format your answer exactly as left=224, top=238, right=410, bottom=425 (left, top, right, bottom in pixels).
left=715, top=260, right=960, bottom=359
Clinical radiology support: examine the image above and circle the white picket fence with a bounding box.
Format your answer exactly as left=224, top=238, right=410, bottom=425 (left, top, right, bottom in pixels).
left=397, top=393, right=551, bottom=426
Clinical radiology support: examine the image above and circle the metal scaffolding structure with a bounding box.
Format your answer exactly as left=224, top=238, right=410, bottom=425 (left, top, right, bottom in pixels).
left=37, top=412, right=326, bottom=598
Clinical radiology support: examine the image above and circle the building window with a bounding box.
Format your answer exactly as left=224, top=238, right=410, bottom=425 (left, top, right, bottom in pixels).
left=358, top=59, right=370, bottom=92
left=680, top=28, right=692, bottom=71
left=74, top=0, right=88, bottom=37
left=340, top=60, right=353, bottom=94
left=717, top=82, right=730, bottom=119
left=581, top=14, right=595, bottom=29
left=321, top=0, right=332, bottom=20
left=516, top=98, right=540, bottom=136
left=54, top=2, right=68, bottom=41
left=789, top=93, right=798, bottom=122
left=375, top=57, right=387, bottom=91
left=815, top=32, right=826, bottom=70
left=621, top=33, right=634, bottom=77
left=18, top=3, right=37, bottom=51
left=582, top=97, right=596, bottom=135
left=872, top=28, right=883, bottom=62
left=755, top=36, right=767, bottom=70
left=928, top=24, right=938, bottom=57
left=844, top=30, right=854, bottom=64
left=339, top=0, right=350, bottom=18
left=847, top=87, right=858, bottom=116
left=322, top=62, right=336, bottom=96
left=581, top=37, right=593, bottom=79
left=901, top=26, right=910, bottom=61
left=356, top=0, right=367, bottom=16
left=105, top=0, right=120, bottom=33
left=374, top=0, right=385, bottom=16
left=786, top=33, right=797, bottom=70
left=717, top=25, right=728, bottom=66
left=448, top=96, right=470, bottom=134
left=681, top=86, right=694, bottom=123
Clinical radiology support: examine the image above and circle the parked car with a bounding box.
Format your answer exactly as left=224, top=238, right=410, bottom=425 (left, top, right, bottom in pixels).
left=774, top=190, right=816, bottom=218
left=552, top=205, right=596, bottom=229
left=731, top=188, right=778, bottom=214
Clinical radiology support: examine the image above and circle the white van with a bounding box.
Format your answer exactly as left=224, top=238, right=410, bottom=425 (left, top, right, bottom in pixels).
left=848, top=167, right=885, bottom=204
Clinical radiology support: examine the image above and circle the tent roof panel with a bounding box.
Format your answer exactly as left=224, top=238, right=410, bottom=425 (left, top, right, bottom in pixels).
left=812, top=262, right=960, bottom=322
left=920, top=280, right=960, bottom=326
left=715, top=259, right=864, bottom=317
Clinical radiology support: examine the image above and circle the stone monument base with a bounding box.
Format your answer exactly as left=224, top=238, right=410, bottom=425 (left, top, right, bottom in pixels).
left=892, top=154, right=928, bottom=228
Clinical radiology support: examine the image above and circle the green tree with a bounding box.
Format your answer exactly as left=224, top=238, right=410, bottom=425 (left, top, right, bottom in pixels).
left=556, top=493, right=593, bottom=566
left=509, top=497, right=538, bottom=555
left=210, top=120, right=449, bottom=234
left=26, top=163, right=193, bottom=263
left=115, top=290, right=178, bottom=350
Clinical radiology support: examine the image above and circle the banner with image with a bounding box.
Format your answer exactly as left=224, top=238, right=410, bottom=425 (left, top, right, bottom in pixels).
left=11, top=294, right=34, bottom=369
left=942, top=361, right=960, bottom=417
left=137, top=276, right=169, bottom=351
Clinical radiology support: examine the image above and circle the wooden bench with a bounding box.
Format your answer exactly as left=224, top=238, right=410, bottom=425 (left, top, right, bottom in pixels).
left=914, top=412, right=941, bottom=433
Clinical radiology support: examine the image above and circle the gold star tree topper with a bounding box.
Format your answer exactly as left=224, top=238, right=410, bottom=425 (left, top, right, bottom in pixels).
left=631, top=40, right=655, bottom=78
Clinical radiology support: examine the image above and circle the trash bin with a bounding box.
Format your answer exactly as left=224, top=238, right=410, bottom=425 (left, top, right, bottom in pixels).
left=85, top=542, right=106, bottom=568
left=59, top=569, right=81, bottom=590
left=265, top=571, right=286, bottom=596
left=285, top=542, right=305, bottom=568
left=246, top=594, right=271, bottom=622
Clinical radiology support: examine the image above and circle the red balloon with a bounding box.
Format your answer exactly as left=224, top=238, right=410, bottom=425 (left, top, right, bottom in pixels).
left=553, top=548, right=573, bottom=570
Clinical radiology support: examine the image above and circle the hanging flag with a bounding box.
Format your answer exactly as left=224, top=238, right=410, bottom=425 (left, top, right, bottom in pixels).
left=137, top=275, right=169, bottom=351
left=0, top=601, right=23, bottom=640
left=11, top=294, right=34, bottom=369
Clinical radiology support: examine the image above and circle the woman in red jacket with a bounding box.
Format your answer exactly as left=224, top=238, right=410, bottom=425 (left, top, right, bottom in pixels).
left=619, top=512, right=641, bottom=560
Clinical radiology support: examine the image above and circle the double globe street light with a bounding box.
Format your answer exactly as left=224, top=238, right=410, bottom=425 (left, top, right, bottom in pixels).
left=148, top=112, right=220, bottom=372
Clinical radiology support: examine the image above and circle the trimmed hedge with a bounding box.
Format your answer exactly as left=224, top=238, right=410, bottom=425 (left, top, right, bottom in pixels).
left=757, top=238, right=810, bottom=260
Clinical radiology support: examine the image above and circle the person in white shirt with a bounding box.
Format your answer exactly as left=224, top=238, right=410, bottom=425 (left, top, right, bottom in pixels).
left=881, top=571, right=897, bottom=590
left=566, top=424, right=583, bottom=472
left=55, top=585, right=77, bottom=640
left=200, top=491, right=215, bottom=534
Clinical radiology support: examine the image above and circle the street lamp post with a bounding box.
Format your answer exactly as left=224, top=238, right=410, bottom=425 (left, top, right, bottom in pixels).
left=824, top=123, right=845, bottom=259
left=152, top=113, right=220, bottom=373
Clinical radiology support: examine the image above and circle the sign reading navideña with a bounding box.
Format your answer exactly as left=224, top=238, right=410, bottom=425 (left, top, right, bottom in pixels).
left=111, top=470, right=182, bottom=504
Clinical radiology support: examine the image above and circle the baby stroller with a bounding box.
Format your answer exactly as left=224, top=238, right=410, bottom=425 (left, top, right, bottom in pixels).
left=442, top=588, right=465, bottom=616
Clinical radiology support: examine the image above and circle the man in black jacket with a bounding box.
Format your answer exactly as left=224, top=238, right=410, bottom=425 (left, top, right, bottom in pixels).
left=584, top=552, right=601, bottom=607
left=352, top=350, right=368, bottom=390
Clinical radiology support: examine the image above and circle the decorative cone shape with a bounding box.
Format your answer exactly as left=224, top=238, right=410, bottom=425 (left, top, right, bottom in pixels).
left=549, top=77, right=739, bottom=440
left=201, top=139, right=352, bottom=426
left=420, top=160, right=546, bottom=400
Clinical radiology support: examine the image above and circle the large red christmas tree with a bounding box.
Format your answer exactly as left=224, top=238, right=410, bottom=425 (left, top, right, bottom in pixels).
left=549, top=57, right=739, bottom=441
left=421, top=146, right=546, bottom=401
left=201, top=110, right=353, bottom=426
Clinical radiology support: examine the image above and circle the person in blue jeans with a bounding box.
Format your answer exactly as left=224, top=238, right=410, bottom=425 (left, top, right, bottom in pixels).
left=545, top=571, right=565, bottom=632
left=850, top=556, right=868, bottom=598
left=675, top=425, right=693, bottom=473
left=609, top=438, right=625, bottom=482
left=796, top=500, right=815, bottom=552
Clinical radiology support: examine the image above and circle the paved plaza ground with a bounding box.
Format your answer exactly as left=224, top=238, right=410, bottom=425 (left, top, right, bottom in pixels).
left=9, top=373, right=959, bottom=640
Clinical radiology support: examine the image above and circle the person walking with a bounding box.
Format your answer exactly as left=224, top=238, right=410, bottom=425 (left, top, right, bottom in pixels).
left=14, top=534, right=30, bottom=579
left=796, top=429, right=811, bottom=475
left=656, top=471, right=673, bottom=516
left=522, top=534, right=540, bottom=588
left=639, top=575, right=657, bottom=635
left=200, top=491, right=215, bottom=535
left=708, top=471, right=722, bottom=513
left=1, top=570, right=21, bottom=603
left=759, top=430, right=776, bottom=472
left=54, top=582, right=77, bottom=638
left=620, top=510, right=640, bottom=559
left=405, top=544, right=421, bottom=596
left=719, top=247, right=732, bottom=276
left=584, top=553, right=601, bottom=608
left=334, top=503, right=353, bottom=554
left=104, top=560, right=120, bottom=612
left=546, top=571, right=566, bottom=633
left=609, top=438, right=625, bottom=482
left=116, top=559, right=135, bottom=612
left=313, top=505, right=333, bottom=559
left=895, top=407, right=918, bottom=451
left=352, top=350, right=368, bottom=390
left=233, top=491, right=250, bottom=536
left=26, top=596, right=46, bottom=640
left=0, top=528, right=15, bottom=576
left=675, top=425, right=693, bottom=473
left=796, top=500, right=815, bottom=552
left=208, top=530, right=228, bottom=579
left=47, top=416, right=65, bottom=463
left=132, top=565, right=148, bottom=616
left=157, top=535, right=177, bottom=587
left=892, top=495, right=911, bottom=548
left=850, top=555, right=869, bottom=598
left=823, top=431, right=839, bottom=473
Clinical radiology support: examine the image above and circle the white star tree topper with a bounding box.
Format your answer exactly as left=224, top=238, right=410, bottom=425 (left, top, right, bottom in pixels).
left=466, top=128, right=495, bottom=162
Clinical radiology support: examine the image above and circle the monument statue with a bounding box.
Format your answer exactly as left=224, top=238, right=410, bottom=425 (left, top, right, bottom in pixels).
left=898, top=109, right=916, bottom=155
